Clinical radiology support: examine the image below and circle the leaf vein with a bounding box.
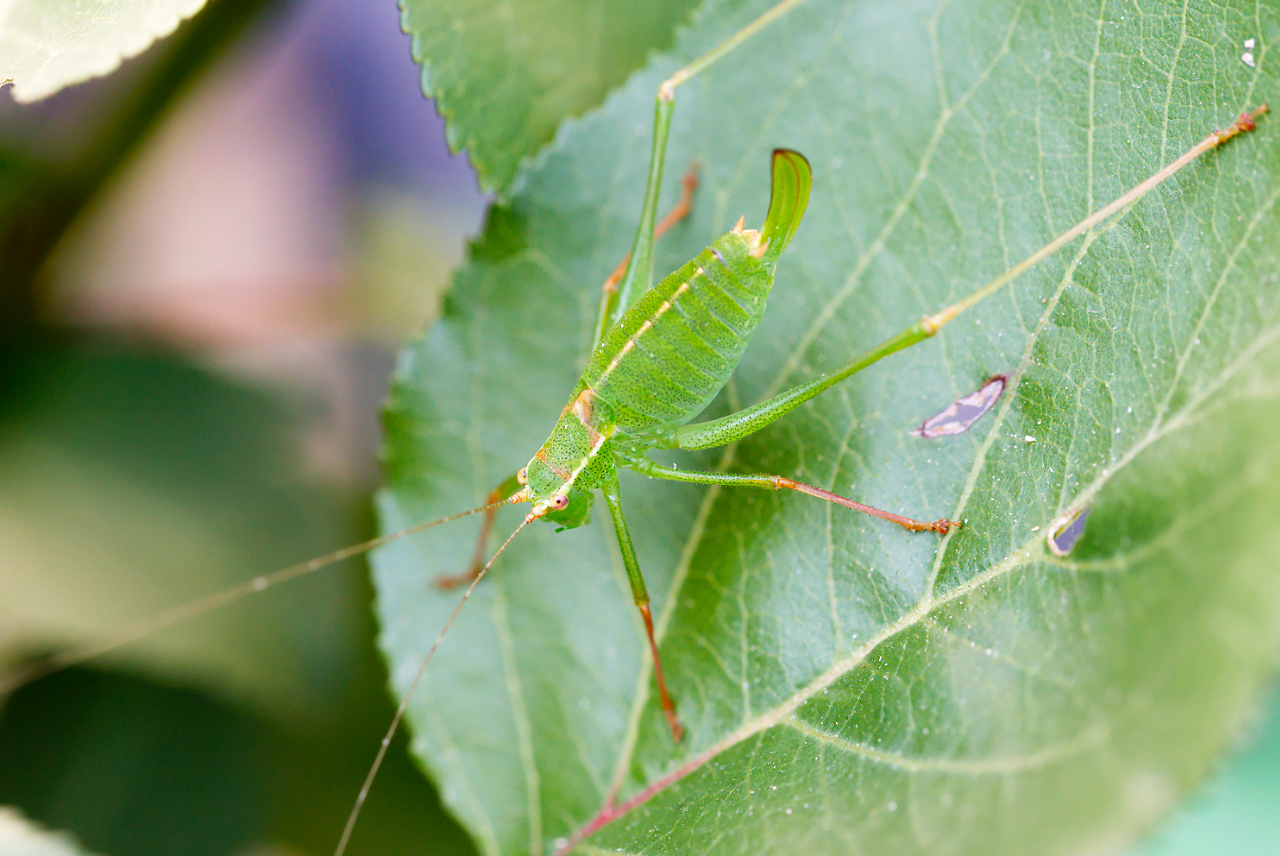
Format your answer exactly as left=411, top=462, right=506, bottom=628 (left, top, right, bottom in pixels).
left=784, top=715, right=1110, bottom=774
left=492, top=581, right=544, bottom=855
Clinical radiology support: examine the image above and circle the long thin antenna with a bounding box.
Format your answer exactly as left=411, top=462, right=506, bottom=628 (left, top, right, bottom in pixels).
left=333, top=510, right=538, bottom=856
left=0, top=494, right=526, bottom=695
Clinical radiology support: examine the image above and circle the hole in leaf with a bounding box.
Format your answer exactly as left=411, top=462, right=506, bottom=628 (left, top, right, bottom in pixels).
left=911, top=374, right=1007, bottom=438
left=1047, top=506, right=1091, bottom=557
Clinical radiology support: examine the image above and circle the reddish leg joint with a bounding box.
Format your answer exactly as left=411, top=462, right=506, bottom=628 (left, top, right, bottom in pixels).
left=1217, top=104, right=1269, bottom=142
left=638, top=601, right=684, bottom=741
left=775, top=477, right=960, bottom=535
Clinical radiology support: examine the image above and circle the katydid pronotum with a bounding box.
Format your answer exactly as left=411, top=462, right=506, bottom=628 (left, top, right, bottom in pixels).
left=7, top=1, right=1269, bottom=849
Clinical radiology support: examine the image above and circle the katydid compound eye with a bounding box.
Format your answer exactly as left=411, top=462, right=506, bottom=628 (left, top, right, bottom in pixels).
left=516, top=467, right=528, bottom=485
left=550, top=494, right=569, bottom=510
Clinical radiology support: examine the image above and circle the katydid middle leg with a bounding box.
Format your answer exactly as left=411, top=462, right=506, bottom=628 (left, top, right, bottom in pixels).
left=626, top=321, right=963, bottom=533
left=574, top=88, right=701, bottom=743
left=599, top=460, right=684, bottom=740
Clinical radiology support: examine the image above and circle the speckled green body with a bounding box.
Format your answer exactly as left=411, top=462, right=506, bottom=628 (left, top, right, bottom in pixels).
left=589, top=234, right=773, bottom=434
left=523, top=229, right=775, bottom=504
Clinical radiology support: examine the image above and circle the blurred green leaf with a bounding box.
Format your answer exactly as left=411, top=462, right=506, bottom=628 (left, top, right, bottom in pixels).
left=0, top=669, right=269, bottom=856
left=0, top=345, right=363, bottom=721
left=0, top=345, right=478, bottom=856
left=0, top=0, right=210, bottom=102
left=376, top=0, right=1280, bottom=854
left=400, top=0, right=701, bottom=192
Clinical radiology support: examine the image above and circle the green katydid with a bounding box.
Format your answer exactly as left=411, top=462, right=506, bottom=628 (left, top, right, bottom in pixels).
left=4, top=1, right=1270, bottom=853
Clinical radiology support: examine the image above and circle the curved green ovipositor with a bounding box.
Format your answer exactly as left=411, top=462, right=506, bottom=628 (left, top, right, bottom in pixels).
left=757, top=148, right=811, bottom=264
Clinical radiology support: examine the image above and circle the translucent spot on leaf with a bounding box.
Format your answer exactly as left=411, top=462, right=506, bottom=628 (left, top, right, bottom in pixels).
left=912, top=374, right=1007, bottom=438
left=1047, top=506, right=1091, bottom=557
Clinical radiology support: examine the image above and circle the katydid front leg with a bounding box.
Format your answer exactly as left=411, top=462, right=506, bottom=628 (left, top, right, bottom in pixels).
left=434, top=470, right=525, bottom=589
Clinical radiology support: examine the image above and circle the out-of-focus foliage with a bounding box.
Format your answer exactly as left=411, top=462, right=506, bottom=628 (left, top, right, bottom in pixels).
left=0, top=0, right=210, bottom=101
left=0, top=0, right=478, bottom=854
left=1134, top=688, right=1280, bottom=855
left=0, top=807, right=99, bottom=856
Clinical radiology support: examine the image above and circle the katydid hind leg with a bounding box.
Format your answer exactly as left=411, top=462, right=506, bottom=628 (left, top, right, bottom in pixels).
left=592, top=96, right=675, bottom=344
left=669, top=104, right=1272, bottom=457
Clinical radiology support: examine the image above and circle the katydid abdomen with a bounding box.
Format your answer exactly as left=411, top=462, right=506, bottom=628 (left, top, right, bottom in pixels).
left=585, top=230, right=772, bottom=433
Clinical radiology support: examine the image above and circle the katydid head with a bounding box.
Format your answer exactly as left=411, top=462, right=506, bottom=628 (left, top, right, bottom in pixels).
left=519, top=460, right=593, bottom=529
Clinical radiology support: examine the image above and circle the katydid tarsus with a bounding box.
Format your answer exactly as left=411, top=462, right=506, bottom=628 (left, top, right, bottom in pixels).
left=3, top=0, right=1269, bottom=852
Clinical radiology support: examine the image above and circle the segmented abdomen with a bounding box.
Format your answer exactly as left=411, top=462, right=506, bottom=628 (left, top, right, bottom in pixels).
left=582, top=229, right=774, bottom=436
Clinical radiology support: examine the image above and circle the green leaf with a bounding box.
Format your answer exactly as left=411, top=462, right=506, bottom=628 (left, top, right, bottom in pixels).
left=0, top=0, right=209, bottom=101
left=400, top=0, right=701, bottom=192
left=375, top=1, right=1280, bottom=854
